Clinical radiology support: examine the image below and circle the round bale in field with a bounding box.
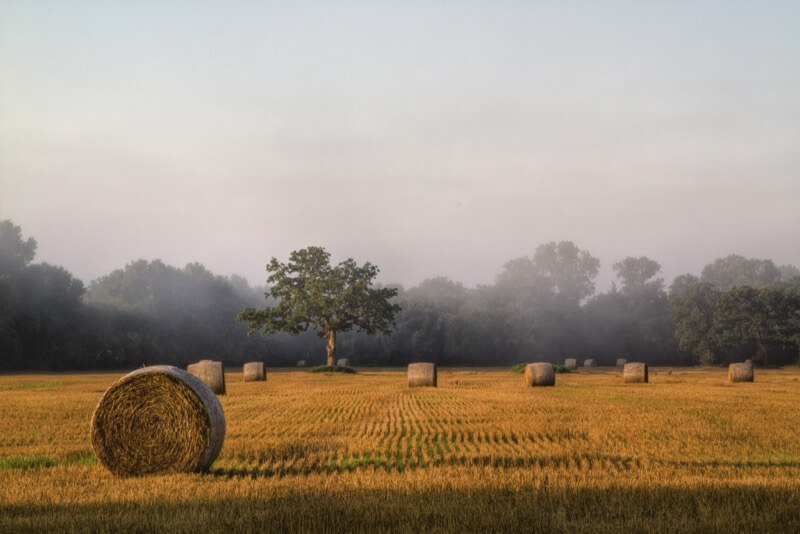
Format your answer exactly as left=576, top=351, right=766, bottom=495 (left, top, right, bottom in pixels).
left=243, top=362, right=266, bottom=382
left=297, top=360, right=307, bottom=367
left=616, top=358, right=627, bottom=367
left=91, top=365, right=225, bottom=477
left=729, top=362, right=754, bottom=383
left=336, top=358, right=350, bottom=367
left=525, top=363, right=555, bottom=387
left=583, top=359, right=596, bottom=368
left=623, top=362, right=648, bottom=383
left=564, top=358, right=578, bottom=370
left=408, top=362, right=437, bottom=387
left=187, top=360, right=225, bottom=394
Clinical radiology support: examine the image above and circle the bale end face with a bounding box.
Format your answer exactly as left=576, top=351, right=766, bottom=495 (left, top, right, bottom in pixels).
left=623, top=362, right=648, bottom=383
left=408, top=363, right=437, bottom=387
left=583, top=359, right=596, bottom=368
left=564, top=358, right=578, bottom=370
left=90, top=366, right=225, bottom=477
left=616, top=358, right=627, bottom=367
left=187, top=360, right=225, bottom=394
left=243, top=362, right=266, bottom=382
left=525, top=363, right=555, bottom=387
left=729, top=362, right=754, bottom=383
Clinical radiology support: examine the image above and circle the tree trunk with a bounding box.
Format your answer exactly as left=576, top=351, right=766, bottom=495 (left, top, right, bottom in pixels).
left=326, top=330, right=336, bottom=366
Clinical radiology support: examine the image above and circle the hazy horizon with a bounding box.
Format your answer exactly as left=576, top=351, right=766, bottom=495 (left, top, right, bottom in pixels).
left=2, top=1, right=798, bottom=291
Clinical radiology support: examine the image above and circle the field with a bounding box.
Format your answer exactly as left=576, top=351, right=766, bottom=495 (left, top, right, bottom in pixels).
left=2, top=367, right=800, bottom=532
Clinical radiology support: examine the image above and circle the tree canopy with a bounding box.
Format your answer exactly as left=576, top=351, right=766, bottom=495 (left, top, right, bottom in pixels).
left=237, top=247, right=400, bottom=366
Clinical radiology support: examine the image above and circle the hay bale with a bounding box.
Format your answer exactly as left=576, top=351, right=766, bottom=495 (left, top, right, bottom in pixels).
left=616, top=358, right=627, bottom=367
left=583, top=359, right=596, bottom=368
left=564, top=358, right=578, bottom=370
left=729, top=362, right=754, bottom=383
left=297, top=360, right=307, bottom=367
left=90, top=365, right=225, bottom=477
left=243, top=362, right=266, bottom=382
left=187, top=360, right=225, bottom=394
left=408, top=363, right=437, bottom=387
left=623, top=362, right=648, bottom=383
left=336, top=358, right=350, bottom=367
left=524, top=363, right=555, bottom=387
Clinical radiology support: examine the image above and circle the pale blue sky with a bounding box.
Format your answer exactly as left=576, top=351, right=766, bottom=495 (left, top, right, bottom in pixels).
left=1, top=1, right=798, bottom=289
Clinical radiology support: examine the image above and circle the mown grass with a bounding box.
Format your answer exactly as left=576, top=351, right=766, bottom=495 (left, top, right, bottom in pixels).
left=1, top=367, right=800, bottom=531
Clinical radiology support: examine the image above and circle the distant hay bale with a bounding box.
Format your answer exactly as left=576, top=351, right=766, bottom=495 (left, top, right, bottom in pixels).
left=564, top=358, right=578, bottom=370
left=623, top=362, right=648, bottom=383
left=336, top=358, right=350, bottom=367
left=90, top=365, right=225, bottom=477
left=729, top=362, right=754, bottom=383
left=616, top=358, right=627, bottom=367
left=297, top=360, right=307, bottom=367
left=524, top=363, right=555, bottom=387
left=243, top=362, right=266, bottom=382
left=187, top=360, right=225, bottom=394
left=583, top=359, right=596, bottom=368
left=408, top=363, right=437, bottom=387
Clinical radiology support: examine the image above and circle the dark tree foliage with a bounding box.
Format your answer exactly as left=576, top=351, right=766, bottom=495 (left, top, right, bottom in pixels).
left=238, top=247, right=400, bottom=366
left=1, top=219, right=798, bottom=370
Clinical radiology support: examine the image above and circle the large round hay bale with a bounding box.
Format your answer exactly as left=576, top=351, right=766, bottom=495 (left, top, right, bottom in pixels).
left=728, top=362, right=754, bottom=383
left=187, top=360, right=225, bottom=394
left=616, top=358, right=627, bottom=367
left=564, top=358, right=578, bottom=370
left=336, top=358, right=350, bottom=367
left=583, top=359, right=596, bottom=368
left=623, top=362, right=648, bottom=383
left=90, top=366, right=226, bottom=477
left=408, top=363, right=437, bottom=387
left=524, top=363, right=555, bottom=387
left=297, top=360, right=307, bottom=367
left=243, top=362, right=266, bottom=382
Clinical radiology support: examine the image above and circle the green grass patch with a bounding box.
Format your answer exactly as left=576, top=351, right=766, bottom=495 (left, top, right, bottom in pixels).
left=0, top=381, right=66, bottom=392
left=0, top=455, right=57, bottom=470
left=307, top=365, right=357, bottom=374
left=511, top=364, right=526, bottom=373
left=553, top=365, right=571, bottom=374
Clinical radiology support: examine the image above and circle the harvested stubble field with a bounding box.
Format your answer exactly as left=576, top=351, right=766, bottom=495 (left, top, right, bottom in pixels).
left=2, top=367, right=800, bottom=532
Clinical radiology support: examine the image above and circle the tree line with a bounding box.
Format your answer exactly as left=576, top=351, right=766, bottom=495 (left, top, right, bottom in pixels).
left=1, top=219, right=798, bottom=370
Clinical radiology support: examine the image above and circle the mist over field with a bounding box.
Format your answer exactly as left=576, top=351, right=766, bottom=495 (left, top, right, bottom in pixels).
left=1, top=1, right=798, bottom=293
left=1, top=2, right=799, bottom=370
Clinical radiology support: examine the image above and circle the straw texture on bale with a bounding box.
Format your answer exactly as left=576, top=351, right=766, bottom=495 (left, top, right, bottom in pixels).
left=187, top=360, right=225, bottom=394
left=243, top=362, right=266, bottom=382
left=728, top=362, right=754, bottom=383
left=90, top=366, right=226, bottom=477
left=336, top=359, right=350, bottom=367
left=583, top=359, right=596, bottom=367
left=297, top=360, right=307, bottom=367
left=623, top=362, right=648, bottom=383
left=564, top=358, right=578, bottom=370
left=524, top=363, right=555, bottom=387
left=616, top=358, right=627, bottom=367
left=408, top=363, right=437, bottom=387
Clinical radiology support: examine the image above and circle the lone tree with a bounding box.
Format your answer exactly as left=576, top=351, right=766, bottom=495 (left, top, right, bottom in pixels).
left=237, top=247, right=400, bottom=366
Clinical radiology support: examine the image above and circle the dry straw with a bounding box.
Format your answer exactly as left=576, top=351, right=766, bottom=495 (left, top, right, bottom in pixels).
left=187, top=360, right=225, bottom=394
left=616, top=358, right=627, bottom=367
left=336, top=358, right=350, bottom=367
left=564, top=358, right=578, bottom=370
left=243, top=362, right=266, bottom=382
left=728, top=362, right=754, bottom=383
left=524, top=363, right=555, bottom=387
left=623, top=362, right=648, bottom=383
left=408, top=363, right=437, bottom=387
left=583, top=359, right=596, bottom=368
left=90, top=365, right=225, bottom=477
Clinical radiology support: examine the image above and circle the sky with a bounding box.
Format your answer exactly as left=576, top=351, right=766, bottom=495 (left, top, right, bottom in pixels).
left=1, top=1, right=799, bottom=291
